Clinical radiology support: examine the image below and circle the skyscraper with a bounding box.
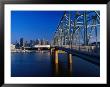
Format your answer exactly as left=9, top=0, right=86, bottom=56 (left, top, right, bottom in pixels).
left=15, top=41, right=20, bottom=49
left=20, top=38, right=23, bottom=47
left=36, top=39, right=39, bottom=45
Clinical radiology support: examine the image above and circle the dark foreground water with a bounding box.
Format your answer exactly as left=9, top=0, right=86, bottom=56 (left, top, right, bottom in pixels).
left=11, top=51, right=100, bottom=77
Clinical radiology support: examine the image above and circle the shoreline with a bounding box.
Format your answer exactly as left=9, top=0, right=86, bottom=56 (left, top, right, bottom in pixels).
left=11, top=50, right=50, bottom=53
left=11, top=50, right=66, bottom=54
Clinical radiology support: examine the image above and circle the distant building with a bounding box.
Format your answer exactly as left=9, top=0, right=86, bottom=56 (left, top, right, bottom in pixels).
left=20, top=38, right=23, bottom=47
left=29, top=40, right=33, bottom=47
left=45, top=40, right=50, bottom=45
left=38, top=39, right=41, bottom=45
left=15, top=42, right=20, bottom=49
left=36, top=39, right=39, bottom=45
left=24, top=41, right=29, bottom=47
left=41, top=39, right=44, bottom=45
left=11, top=44, right=15, bottom=50
left=33, top=40, right=36, bottom=46
left=29, top=40, right=36, bottom=47
left=14, top=38, right=50, bottom=47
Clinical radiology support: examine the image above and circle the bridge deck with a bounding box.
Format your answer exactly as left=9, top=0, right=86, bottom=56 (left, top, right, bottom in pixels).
left=54, top=47, right=100, bottom=65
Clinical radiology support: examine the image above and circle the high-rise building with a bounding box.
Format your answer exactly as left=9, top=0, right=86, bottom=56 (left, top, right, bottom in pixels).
left=15, top=42, right=20, bottom=49
left=29, top=40, right=36, bottom=47
left=33, top=40, right=36, bottom=46
left=45, top=40, right=50, bottom=45
left=20, top=38, right=23, bottom=47
left=36, top=39, right=39, bottom=45
left=29, top=40, right=33, bottom=47
left=38, top=39, right=41, bottom=45
left=24, top=41, right=28, bottom=47
left=41, top=39, right=44, bottom=45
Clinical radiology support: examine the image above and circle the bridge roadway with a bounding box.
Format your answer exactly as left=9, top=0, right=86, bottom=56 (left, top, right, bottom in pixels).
left=51, top=46, right=100, bottom=66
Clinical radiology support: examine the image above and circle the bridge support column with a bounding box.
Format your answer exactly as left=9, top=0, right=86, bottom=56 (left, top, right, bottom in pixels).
left=50, top=48, right=52, bottom=55
left=50, top=48, right=56, bottom=55
left=55, top=49, right=58, bottom=64
left=68, top=53, right=72, bottom=64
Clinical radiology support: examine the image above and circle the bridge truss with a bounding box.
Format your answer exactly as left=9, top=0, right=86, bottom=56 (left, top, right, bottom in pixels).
left=52, top=11, right=100, bottom=54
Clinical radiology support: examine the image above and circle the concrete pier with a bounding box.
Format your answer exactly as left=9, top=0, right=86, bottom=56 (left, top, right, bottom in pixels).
left=68, top=53, right=72, bottom=64
left=50, top=48, right=53, bottom=55
left=55, top=49, right=58, bottom=64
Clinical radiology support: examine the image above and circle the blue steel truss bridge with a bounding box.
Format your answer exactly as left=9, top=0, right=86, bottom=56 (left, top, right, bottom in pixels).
left=50, top=11, right=100, bottom=66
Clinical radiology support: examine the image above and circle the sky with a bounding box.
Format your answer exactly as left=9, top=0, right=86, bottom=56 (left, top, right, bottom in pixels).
left=11, top=11, right=100, bottom=44
left=11, top=11, right=64, bottom=43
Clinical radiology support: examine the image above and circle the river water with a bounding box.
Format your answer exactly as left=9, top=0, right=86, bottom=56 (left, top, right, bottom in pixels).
left=11, top=51, right=100, bottom=77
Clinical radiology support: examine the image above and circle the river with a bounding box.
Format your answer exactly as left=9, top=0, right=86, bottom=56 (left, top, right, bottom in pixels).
left=11, top=51, right=100, bottom=77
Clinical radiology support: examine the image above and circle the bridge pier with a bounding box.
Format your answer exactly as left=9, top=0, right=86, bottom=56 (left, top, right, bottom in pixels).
left=50, top=48, right=52, bottom=54
left=50, top=48, right=54, bottom=55
left=68, top=53, right=72, bottom=64
left=55, top=49, right=58, bottom=64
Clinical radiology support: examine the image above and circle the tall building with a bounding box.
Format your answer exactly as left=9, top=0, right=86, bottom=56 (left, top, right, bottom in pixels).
left=20, top=38, right=23, bottom=47
left=29, top=40, right=36, bottom=47
left=38, top=39, right=41, bottom=45
left=36, top=39, right=39, bottom=45
left=15, top=42, right=20, bottom=49
left=29, top=40, right=33, bottom=47
left=41, top=39, right=44, bottom=45
left=24, top=41, right=28, bottom=47
left=45, top=40, right=50, bottom=45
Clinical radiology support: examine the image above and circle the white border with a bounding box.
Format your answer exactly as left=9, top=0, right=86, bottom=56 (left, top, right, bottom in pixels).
left=4, top=4, right=107, bottom=84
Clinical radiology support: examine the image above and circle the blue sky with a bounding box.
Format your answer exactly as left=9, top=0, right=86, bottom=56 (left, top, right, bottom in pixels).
left=11, top=11, right=64, bottom=43
left=11, top=11, right=100, bottom=44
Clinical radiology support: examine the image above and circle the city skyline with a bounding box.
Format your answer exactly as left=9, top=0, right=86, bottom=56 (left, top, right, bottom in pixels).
left=11, top=37, right=50, bottom=49
left=11, top=11, right=64, bottom=43
left=12, top=37, right=50, bottom=44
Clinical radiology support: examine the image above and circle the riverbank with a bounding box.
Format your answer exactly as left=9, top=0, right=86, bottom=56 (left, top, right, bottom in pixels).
left=11, top=50, right=50, bottom=53
left=11, top=49, right=66, bottom=54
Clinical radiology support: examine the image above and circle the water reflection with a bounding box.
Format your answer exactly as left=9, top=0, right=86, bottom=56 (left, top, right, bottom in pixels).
left=68, top=63, right=72, bottom=76
left=55, top=64, right=59, bottom=76
left=11, top=51, right=100, bottom=77
left=51, top=52, right=73, bottom=76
